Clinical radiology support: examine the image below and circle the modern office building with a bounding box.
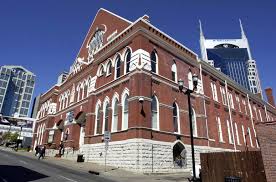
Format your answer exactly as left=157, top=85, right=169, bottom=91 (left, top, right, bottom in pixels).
left=33, top=9, right=275, bottom=173
left=0, top=65, right=35, bottom=117
left=199, top=20, right=262, bottom=95
left=31, top=94, right=41, bottom=119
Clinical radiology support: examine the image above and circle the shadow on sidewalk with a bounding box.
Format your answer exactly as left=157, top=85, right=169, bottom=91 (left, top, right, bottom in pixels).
left=0, top=165, right=49, bottom=181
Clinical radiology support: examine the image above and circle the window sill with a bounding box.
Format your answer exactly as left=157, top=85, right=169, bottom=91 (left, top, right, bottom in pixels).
left=105, top=73, right=111, bottom=77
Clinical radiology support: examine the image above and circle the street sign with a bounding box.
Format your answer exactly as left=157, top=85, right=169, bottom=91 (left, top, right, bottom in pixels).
left=104, top=131, right=111, bottom=141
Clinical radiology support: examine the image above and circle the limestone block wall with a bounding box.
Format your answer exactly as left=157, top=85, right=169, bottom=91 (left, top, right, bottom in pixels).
left=80, top=138, right=233, bottom=173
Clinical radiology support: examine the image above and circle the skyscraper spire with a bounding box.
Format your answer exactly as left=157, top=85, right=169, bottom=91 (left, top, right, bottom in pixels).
left=199, top=20, right=207, bottom=60
left=239, top=19, right=247, bottom=39
left=199, top=19, right=204, bottom=38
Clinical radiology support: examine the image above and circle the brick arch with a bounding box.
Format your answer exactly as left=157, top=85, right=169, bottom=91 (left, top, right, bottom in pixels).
left=75, top=111, right=86, bottom=126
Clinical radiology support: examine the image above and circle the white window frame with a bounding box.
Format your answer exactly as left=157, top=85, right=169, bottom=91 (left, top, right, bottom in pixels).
left=106, top=60, right=112, bottom=76
left=217, top=116, right=223, bottom=142
left=220, top=87, right=227, bottom=105
left=248, top=128, right=253, bottom=147
left=121, top=88, right=129, bottom=130
left=151, top=95, right=160, bottom=131
left=111, top=93, right=119, bottom=132
left=235, top=123, right=240, bottom=145
left=242, top=125, right=246, bottom=145
left=124, top=48, right=131, bottom=74
left=102, top=97, right=110, bottom=134
left=211, top=82, right=218, bottom=102
left=150, top=50, right=158, bottom=74
left=171, top=63, right=177, bottom=83
left=94, top=100, right=101, bottom=135
left=173, top=102, right=180, bottom=134
left=188, top=72, right=193, bottom=90
left=114, top=56, right=121, bottom=79
left=227, top=120, right=233, bottom=144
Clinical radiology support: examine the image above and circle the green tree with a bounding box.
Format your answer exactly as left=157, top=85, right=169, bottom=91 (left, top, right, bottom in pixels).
left=2, top=132, right=19, bottom=142
left=10, top=132, right=19, bottom=142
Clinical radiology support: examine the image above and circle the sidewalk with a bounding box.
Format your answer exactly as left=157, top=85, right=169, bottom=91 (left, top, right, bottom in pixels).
left=0, top=147, right=191, bottom=182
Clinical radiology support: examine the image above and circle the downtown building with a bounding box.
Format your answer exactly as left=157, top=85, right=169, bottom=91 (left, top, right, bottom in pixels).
left=32, top=9, right=276, bottom=173
left=199, top=20, right=262, bottom=95
left=0, top=65, right=35, bottom=117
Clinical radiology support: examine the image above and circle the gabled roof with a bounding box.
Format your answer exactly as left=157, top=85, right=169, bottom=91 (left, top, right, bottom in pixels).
left=75, top=8, right=132, bottom=61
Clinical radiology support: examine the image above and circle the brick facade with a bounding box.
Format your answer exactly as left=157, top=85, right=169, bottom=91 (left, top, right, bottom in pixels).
left=256, top=121, right=276, bottom=182
left=32, top=8, right=276, bottom=173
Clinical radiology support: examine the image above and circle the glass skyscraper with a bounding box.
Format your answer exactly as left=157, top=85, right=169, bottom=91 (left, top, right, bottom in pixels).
left=206, top=47, right=250, bottom=90
left=0, top=65, right=35, bottom=117
left=199, top=20, right=262, bottom=95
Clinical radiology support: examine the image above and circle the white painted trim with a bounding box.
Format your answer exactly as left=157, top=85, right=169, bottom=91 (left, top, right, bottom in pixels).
left=102, top=97, right=110, bottom=134
left=111, top=93, right=120, bottom=132
left=121, top=88, right=130, bottom=130
left=151, top=95, right=160, bottom=131
left=94, top=100, right=102, bottom=135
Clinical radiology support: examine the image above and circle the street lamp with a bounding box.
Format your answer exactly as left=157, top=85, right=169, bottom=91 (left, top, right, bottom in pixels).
left=178, top=73, right=198, bottom=182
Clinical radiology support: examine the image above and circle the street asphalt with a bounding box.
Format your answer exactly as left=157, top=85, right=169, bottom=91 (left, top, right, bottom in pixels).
left=0, top=149, right=116, bottom=182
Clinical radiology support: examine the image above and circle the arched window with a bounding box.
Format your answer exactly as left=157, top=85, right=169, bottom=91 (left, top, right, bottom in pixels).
left=112, top=98, right=119, bottom=132
left=188, top=72, right=193, bottom=90
left=173, top=102, right=180, bottom=133
left=151, top=96, right=159, bottom=130
left=106, top=60, right=112, bottom=76
left=88, top=29, right=104, bottom=59
left=115, top=56, right=121, bottom=79
left=125, top=49, right=131, bottom=74
left=242, top=125, right=246, bottom=144
left=95, top=102, right=101, bottom=135
left=191, top=108, right=197, bottom=136
left=150, top=51, right=157, bottom=74
left=173, top=142, right=187, bottom=168
left=226, top=120, right=233, bottom=144
left=171, top=63, right=177, bottom=82
left=235, top=123, right=240, bottom=145
left=97, top=64, right=104, bottom=77
left=217, top=116, right=223, bottom=142
left=103, top=101, right=109, bottom=133
left=122, top=94, right=129, bottom=130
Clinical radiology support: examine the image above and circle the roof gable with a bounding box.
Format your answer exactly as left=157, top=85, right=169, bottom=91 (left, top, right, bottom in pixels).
left=77, top=8, right=132, bottom=61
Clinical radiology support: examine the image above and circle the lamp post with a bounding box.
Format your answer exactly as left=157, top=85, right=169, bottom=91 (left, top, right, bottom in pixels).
left=178, top=74, right=198, bottom=181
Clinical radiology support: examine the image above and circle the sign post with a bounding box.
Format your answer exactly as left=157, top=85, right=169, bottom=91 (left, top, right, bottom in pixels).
left=104, top=131, right=111, bottom=172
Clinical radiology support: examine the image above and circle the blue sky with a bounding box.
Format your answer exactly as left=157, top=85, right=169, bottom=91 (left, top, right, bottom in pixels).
left=0, top=0, right=275, bottom=110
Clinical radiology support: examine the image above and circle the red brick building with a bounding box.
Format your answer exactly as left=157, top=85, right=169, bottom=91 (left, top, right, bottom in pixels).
left=33, top=9, right=276, bottom=173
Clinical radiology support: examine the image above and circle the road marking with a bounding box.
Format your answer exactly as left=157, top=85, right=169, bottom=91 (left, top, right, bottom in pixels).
left=0, top=176, right=8, bottom=182
left=58, top=175, right=78, bottom=182
left=19, top=160, right=27, bottom=164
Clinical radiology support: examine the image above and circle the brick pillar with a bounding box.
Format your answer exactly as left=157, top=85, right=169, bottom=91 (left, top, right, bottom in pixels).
left=265, top=88, right=275, bottom=107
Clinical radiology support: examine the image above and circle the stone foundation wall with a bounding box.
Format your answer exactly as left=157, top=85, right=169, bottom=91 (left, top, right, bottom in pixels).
left=79, top=139, right=233, bottom=173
